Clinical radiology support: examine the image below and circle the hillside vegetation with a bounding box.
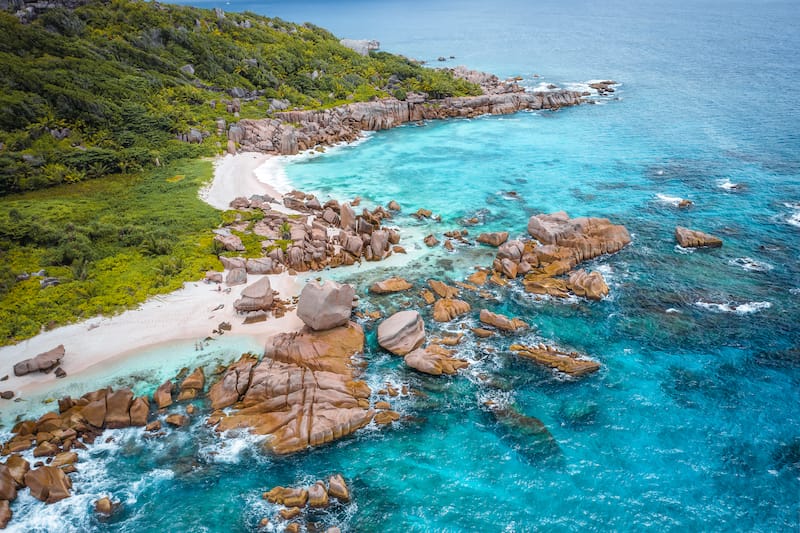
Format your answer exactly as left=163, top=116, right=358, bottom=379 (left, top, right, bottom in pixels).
left=0, top=0, right=481, bottom=345
left=0, top=0, right=480, bottom=194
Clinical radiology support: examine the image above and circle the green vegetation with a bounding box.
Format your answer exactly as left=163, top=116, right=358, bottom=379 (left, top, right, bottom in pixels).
left=0, top=159, right=221, bottom=344
left=0, top=0, right=481, bottom=194
left=0, top=0, right=483, bottom=344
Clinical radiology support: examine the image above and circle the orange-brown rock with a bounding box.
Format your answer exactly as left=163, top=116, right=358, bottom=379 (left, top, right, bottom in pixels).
left=129, top=397, right=150, bottom=426
left=467, top=270, right=489, bottom=286
left=522, top=275, right=570, bottom=298
left=279, top=507, right=301, bottom=520
left=567, top=270, right=609, bottom=300
left=476, top=232, right=509, bottom=247
left=104, top=389, right=134, bottom=429
left=32, top=441, right=58, bottom=457
left=369, top=277, right=413, bottom=294
left=527, top=212, right=631, bottom=262
left=4, top=455, right=29, bottom=487
left=510, top=344, right=600, bottom=377
left=145, top=420, right=162, bottom=432
left=428, top=279, right=459, bottom=299
left=327, top=474, right=350, bottom=503
left=431, top=333, right=463, bottom=346
left=420, top=289, right=436, bottom=305
left=281, top=488, right=308, bottom=508
left=154, top=380, right=174, bottom=409
left=0, top=465, right=16, bottom=501
left=432, top=299, right=471, bottom=322
left=423, top=234, right=439, bottom=247
left=24, top=466, right=72, bottom=503
left=82, top=397, right=107, bottom=428
left=95, top=496, right=115, bottom=516
left=213, top=323, right=374, bottom=455
left=471, top=327, right=494, bottom=338
left=50, top=452, right=78, bottom=468
left=285, top=522, right=300, bottom=533
left=479, top=309, right=527, bottom=332
left=377, top=311, right=425, bottom=356
left=0, top=500, right=10, bottom=529
left=308, top=481, right=329, bottom=508
left=165, top=414, right=189, bottom=427
left=375, top=401, right=392, bottom=410
left=180, top=368, right=205, bottom=395
left=674, top=226, right=723, bottom=248
left=207, top=354, right=258, bottom=410
left=404, top=345, right=469, bottom=376
left=374, top=410, right=401, bottom=425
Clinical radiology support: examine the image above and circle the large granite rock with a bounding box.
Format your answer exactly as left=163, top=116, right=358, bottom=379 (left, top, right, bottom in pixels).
left=327, top=474, right=350, bottom=502
left=674, top=226, right=723, bottom=248
left=3, top=455, right=29, bottom=488
left=0, top=500, right=9, bottom=529
left=154, top=380, right=174, bottom=409
left=24, top=466, right=72, bottom=503
left=213, top=323, right=374, bottom=454
left=234, top=277, right=274, bottom=312
left=404, top=345, right=469, bottom=376
left=527, top=212, right=631, bottom=262
left=13, top=344, right=65, bottom=376
left=104, top=388, right=133, bottom=428
left=207, top=354, right=258, bottom=410
left=296, top=280, right=355, bottom=331
left=377, top=311, right=425, bottom=356
left=214, top=234, right=245, bottom=252
left=510, top=343, right=600, bottom=377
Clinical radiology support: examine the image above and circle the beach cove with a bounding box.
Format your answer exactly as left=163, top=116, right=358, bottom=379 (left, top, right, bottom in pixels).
left=1, top=0, right=799, bottom=530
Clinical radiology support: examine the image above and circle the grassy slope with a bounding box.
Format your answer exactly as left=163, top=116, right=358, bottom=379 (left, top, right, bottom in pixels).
left=0, top=0, right=482, bottom=345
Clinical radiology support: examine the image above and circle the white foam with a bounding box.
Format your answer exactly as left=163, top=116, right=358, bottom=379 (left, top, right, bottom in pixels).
left=694, top=300, right=772, bottom=314
left=665, top=308, right=681, bottom=314
left=655, top=193, right=687, bottom=207
left=728, top=257, right=773, bottom=272
left=717, top=178, right=742, bottom=190
left=784, top=203, right=800, bottom=228
left=199, top=430, right=267, bottom=464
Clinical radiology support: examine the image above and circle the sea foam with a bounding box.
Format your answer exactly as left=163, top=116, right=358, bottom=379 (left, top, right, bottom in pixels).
left=694, top=300, right=772, bottom=314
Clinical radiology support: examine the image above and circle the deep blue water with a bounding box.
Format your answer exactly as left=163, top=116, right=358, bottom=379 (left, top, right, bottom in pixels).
left=5, top=1, right=800, bottom=531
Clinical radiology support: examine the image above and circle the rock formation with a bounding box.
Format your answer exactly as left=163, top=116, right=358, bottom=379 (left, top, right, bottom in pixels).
left=369, top=277, right=413, bottom=294
left=567, top=269, right=609, bottom=300
left=476, top=232, right=509, bottom=247
left=675, top=226, right=723, bottom=248
left=404, top=345, right=469, bottom=376
left=234, top=277, right=274, bottom=312
left=510, top=343, right=600, bottom=377
left=479, top=309, right=528, bottom=332
left=432, top=299, right=471, bottom=322
left=212, top=323, right=374, bottom=454
left=377, top=311, right=425, bottom=356
left=13, top=344, right=64, bottom=376
left=296, top=280, right=355, bottom=331
left=24, top=466, right=72, bottom=503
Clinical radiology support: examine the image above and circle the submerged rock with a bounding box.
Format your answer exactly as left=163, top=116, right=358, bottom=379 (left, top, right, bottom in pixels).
left=675, top=226, right=723, bottom=248
left=377, top=310, right=425, bottom=356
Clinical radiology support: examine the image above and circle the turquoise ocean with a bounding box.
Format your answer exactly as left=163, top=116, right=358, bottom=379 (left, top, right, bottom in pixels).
left=4, top=0, right=799, bottom=530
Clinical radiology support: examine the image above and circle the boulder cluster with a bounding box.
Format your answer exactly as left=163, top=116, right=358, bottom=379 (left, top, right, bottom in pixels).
left=510, top=344, right=601, bottom=377
left=207, top=191, right=402, bottom=286
left=232, top=89, right=583, bottom=155
left=261, top=474, right=350, bottom=532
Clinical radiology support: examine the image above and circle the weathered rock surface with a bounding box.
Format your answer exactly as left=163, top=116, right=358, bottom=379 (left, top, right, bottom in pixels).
left=0, top=500, right=9, bottom=529
left=510, top=343, right=600, bottom=377
left=3, top=455, right=29, bottom=488
left=675, top=226, right=723, bottom=248
left=377, top=311, right=425, bottom=356
left=476, top=232, right=509, bottom=247
left=207, top=354, right=258, bottom=410
left=296, top=280, right=355, bottom=331
left=527, top=212, right=631, bottom=261
left=428, top=279, right=459, bottom=299
left=13, top=344, right=65, bottom=376
left=154, top=381, right=174, bottom=409
left=234, top=277, right=274, bottom=312
left=24, top=466, right=72, bottom=503
left=404, top=345, right=469, bottom=376
left=479, top=309, right=527, bottom=332
left=212, top=323, right=374, bottom=454
left=214, top=234, right=245, bottom=252
left=369, top=277, right=412, bottom=294
left=0, top=465, right=16, bottom=501
left=327, top=474, right=350, bottom=502
left=432, top=299, right=471, bottom=322
left=225, top=268, right=247, bottom=286
left=567, top=270, right=609, bottom=300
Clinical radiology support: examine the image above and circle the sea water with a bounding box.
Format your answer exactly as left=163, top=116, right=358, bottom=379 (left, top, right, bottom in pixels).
left=6, top=0, right=800, bottom=531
